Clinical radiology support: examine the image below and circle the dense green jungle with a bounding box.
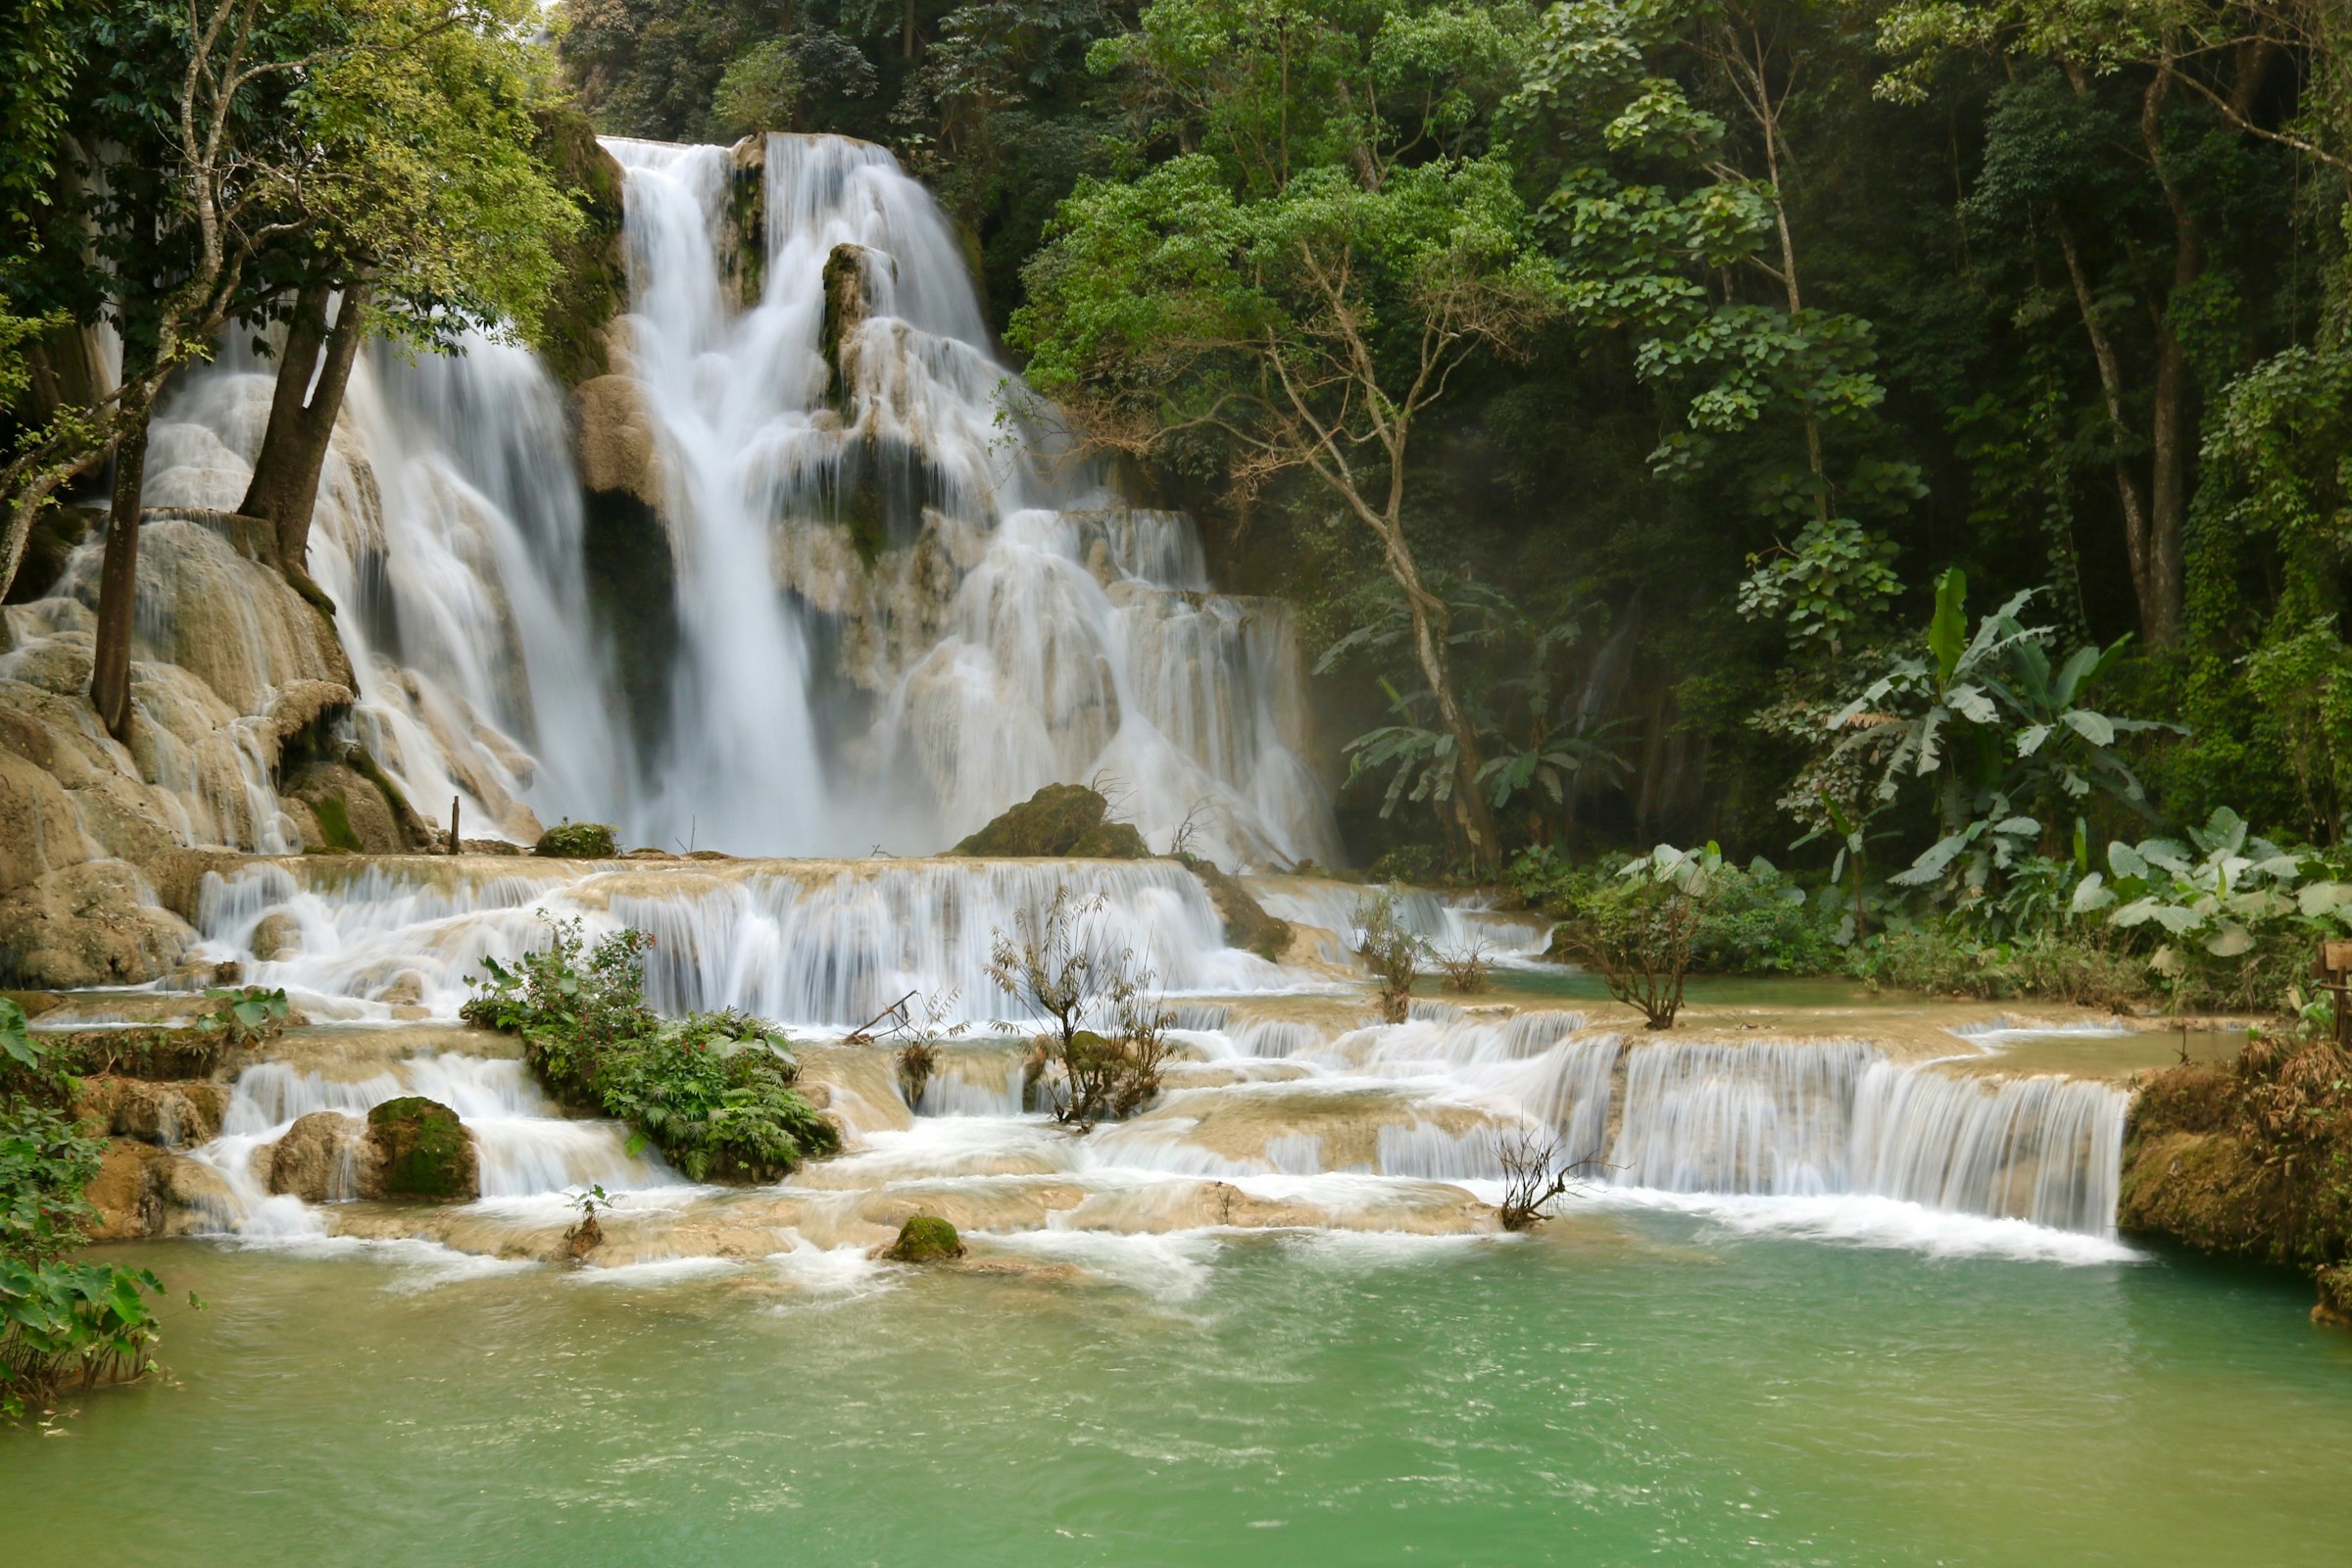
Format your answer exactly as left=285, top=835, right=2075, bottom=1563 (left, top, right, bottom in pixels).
left=8, top=5, right=2352, bottom=1560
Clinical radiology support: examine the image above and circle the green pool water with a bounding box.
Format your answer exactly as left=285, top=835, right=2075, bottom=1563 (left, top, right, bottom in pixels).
left=8, top=1218, right=2350, bottom=1566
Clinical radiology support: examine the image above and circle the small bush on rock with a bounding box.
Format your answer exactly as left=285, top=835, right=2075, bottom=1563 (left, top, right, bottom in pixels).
left=535, top=820, right=619, bottom=858
left=465, top=918, right=837, bottom=1180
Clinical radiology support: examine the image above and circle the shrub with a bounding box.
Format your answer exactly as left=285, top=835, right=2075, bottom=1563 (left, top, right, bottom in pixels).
left=1353, top=890, right=1427, bottom=1023
left=989, top=888, right=1176, bottom=1127
left=465, top=919, right=837, bottom=1180
left=598, top=1019, right=839, bottom=1182
left=535, top=820, right=619, bottom=858
left=1432, top=940, right=1494, bottom=994
left=1689, top=861, right=1840, bottom=975
left=1, top=1003, right=165, bottom=1420
left=1552, top=845, right=1725, bottom=1029
left=1852, top=927, right=2151, bottom=1008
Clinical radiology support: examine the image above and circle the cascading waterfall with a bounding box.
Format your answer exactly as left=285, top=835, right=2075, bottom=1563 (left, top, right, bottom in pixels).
left=107, top=134, right=1334, bottom=865
left=129, top=333, right=621, bottom=848
left=188, top=1050, right=671, bottom=1235
left=189, top=857, right=2134, bottom=1243
left=598, top=133, right=1340, bottom=865
left=194, top=856, right=1288, bottom=1026
left=1606, top=1040, right=2131, bottom=1237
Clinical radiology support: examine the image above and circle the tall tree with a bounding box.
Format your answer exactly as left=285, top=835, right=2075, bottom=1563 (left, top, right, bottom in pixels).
left=1011, top=0, right=1559, bottom=866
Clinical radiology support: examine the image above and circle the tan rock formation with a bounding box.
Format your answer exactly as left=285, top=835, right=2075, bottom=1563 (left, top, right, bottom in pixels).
left=270, top=1110, right=367, bottom=1203
left=572, top=373, right=663, bottom=508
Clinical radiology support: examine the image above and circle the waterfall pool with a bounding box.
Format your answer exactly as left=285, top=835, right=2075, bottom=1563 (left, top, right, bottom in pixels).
left=9, top=1219, right=2349, bottom=1565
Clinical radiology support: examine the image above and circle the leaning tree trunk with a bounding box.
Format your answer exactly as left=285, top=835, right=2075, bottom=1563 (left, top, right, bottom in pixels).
left=89, top=389, right=156, bottom=743
left=239, top=278, right=370, bottom=590
left=1386, top=532, right=1500, bottom=871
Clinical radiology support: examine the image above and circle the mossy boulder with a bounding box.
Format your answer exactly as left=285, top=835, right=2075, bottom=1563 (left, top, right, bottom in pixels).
left=536, top=820, right=619, bottom=858
left=364, top=1097, right=478, bottom=1201
left=952, top=784, right=1108, bottom=857
left=1180, top=854, right=1292, bottom=961
left=2119, top=1038, right=2352, bottom=1327
left=1070, top=820, right=1150, bottom=858
left=886, top=1213, right=965, bottom=1263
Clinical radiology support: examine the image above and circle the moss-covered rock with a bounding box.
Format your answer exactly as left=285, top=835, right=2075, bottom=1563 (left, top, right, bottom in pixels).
left=1070, top=820, right=1150, bottom=859
left=364, top=1097, right=478, bottom=1201
left=530, top=105, right=627, bottom=387
left=2119, top=1035, right=2352, bottom=1325
left=536, top=820, right=619, bottom=858
left=886, top=1213, right=965, bottom=1262
left=952, top=783, right=1108, bottom=857
left=1180, top=853, right=1292, bottom=961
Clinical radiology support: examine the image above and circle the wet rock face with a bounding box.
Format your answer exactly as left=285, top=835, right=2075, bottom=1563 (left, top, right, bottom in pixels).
left=0, top=859, right=196, bottom=988
left=270, top=1110, right=366, bottom=1203
left=83, top=1138, right=232, bottom=1240
left=77, top=1076, right=229, bottom=1148
left=364, top=1096, right=479, bottom=1201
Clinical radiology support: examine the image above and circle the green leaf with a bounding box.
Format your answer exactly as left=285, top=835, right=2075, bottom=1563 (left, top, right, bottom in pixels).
left=1928, top=567, right=1967, bottom=685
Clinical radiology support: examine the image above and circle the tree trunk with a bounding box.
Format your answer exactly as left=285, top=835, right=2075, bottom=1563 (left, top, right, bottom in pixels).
left=1384, top=526, right=1500, bottom=869
left=2054, top=221, right=2170, bottom=643
left=89, top=395, right=154, bottom=743
left=239, top=279, right=370, bottom=589
left=2138, top=62, right=2196, bottom=649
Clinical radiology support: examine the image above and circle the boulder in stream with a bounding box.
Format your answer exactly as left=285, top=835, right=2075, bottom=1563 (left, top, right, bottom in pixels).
left=364, top=1097, right=480, bottom=1201
left=885, top=1213, right=965, bottom=1263
left=270, top=1110, right=368, bottom=1202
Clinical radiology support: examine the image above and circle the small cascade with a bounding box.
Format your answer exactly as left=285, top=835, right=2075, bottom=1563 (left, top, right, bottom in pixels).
left=1609, top=1040, right=2132, bottom=1236
left=1246, top=877, right=1552, bottom=963
left=195, top=856, right=1291, bottom=1027
left=187, top=1049, right=668, bottom=1234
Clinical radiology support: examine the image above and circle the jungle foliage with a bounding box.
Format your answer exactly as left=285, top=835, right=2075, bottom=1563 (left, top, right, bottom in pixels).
left=0, top=1001, right=168, bottom=1421
left=553, top=2, right=2352, bottom=949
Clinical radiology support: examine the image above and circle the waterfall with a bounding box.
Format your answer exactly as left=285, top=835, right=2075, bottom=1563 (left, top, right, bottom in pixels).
left=195, top=856, right=1290, bottom=1027
left=597, top=132, right=1339, bottom=865
left=1607, top=1040, right=2131, bottom=1237
left=110, top=133, right=1334, bottom=866
left=132, top=334, right=621, bottom=847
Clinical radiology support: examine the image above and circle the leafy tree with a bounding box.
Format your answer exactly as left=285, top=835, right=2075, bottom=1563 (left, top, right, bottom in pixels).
left=1012, top=0, right=1564, bottom=866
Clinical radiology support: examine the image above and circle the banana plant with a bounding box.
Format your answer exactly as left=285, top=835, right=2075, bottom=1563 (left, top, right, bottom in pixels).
left=1829, top=568, right=2175, bottom=893
left=2072, top=808, right=2344, bottom=961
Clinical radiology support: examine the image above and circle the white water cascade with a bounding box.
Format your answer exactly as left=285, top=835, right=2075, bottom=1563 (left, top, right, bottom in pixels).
left=127, top=332, right=621, bottom=846
left=1607, top=1041, right=2130, bottom=1236
left=93, top=133, right=1336, bottom=867
left=596, top=134, right=1339, bottom=864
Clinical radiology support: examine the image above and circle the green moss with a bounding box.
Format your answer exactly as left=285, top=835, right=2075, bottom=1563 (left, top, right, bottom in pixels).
left=1070, top=821, right=1150, bottom=859
left=952, top=784, right=1108, bottom=857
left=530, top=105, right=626, bottom=387
left=536, top=821, right=620, bottom=858
left=2120, top=1037, right=2352, bottom=1310
left=367, top=1097, right=474, bottom=1200
left=886, top=1213, right=964, bottom=1262
left=311, top=794, right=362, bottom=853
